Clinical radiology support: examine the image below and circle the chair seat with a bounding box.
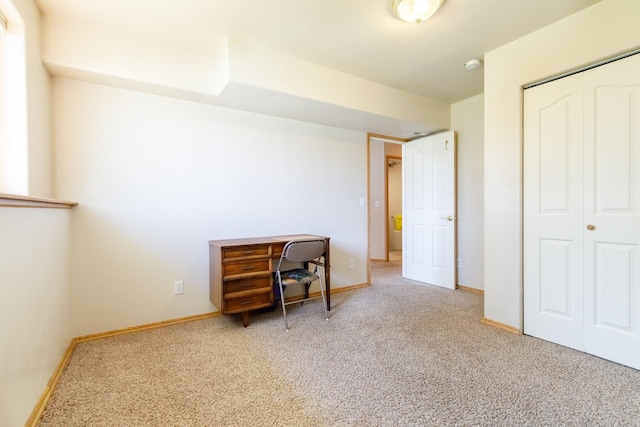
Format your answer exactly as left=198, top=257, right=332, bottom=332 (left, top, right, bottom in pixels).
left=279, top=268, right=319, bottom=286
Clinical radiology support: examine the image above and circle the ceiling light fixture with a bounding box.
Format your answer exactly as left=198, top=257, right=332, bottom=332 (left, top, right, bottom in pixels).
left=465, top=59, right=482, bottom=71
left=392, top=0, right=445, bottom=24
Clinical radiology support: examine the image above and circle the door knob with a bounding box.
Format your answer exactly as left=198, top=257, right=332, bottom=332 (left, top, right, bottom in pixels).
left=440, top=216, right=455, bottom=221
left=586, top=224, right=595, bottom=230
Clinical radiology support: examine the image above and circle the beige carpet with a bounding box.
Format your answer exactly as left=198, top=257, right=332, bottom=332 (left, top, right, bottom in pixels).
left=38, top=260, right=640, bottom=426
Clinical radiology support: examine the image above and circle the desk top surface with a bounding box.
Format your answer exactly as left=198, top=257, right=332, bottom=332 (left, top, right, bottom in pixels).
left=209, top=234, right=329, bottom=247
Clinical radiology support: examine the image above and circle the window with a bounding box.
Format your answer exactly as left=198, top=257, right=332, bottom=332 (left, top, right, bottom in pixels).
left=0, top=1, right=28, bottom=194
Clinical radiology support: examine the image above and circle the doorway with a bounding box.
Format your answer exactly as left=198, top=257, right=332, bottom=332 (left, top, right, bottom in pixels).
left=387, top=156, right=402, bottom=262
left=368, top=136, right=404, bottom=264
left=368, top=132, right=457, bottom=290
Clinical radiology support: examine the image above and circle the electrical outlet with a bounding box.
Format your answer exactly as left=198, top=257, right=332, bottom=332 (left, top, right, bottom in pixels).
left=174, top=280, right=184, bottom=295
left=456, top=259, right=462, bottom=268
left=348, top=258, right=354, bottom=269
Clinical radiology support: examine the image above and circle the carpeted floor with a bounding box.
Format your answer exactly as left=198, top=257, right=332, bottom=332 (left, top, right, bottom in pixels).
left=37, top=260, right=640, bottom=426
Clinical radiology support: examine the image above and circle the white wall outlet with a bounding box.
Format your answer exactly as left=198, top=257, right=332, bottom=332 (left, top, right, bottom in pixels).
left=174, top=280, right=184, bottom=295
left=348, top=258, right=354, bottom=269
left=456, top=259, right=462, bottom=268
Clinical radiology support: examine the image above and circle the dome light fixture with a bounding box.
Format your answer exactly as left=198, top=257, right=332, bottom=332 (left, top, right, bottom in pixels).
left=392, top=0, right=445, bottom=24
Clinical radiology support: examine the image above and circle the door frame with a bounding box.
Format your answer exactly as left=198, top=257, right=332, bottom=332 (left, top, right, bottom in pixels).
left=367, top=133, right=410, bottom=284
left=367, top=132, right=457, bottom=288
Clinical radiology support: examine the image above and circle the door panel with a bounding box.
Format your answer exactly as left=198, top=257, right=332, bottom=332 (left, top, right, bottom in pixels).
left=403, top=131, right=456, bottom=289
left=583, top=54, right=640, bottom=368
left=524, top=75, right=585, bottom=350
left=594, top=243, right=634, bottom=330
left=539, top=239, right=572, bottom=317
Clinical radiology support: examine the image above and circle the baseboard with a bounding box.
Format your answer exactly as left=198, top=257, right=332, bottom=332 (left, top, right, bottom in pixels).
left=74, top=312, right=220, bottom=343
left=26, top=311, right=220, bottom=426
left=481, top=318, right=521, bottom=335
left=331, top=282, right=370, bottom=293
left=456, top=284, right=484, bottom=294
left=284, top=282, right=370, bottom=303
left=25, top=337, right=78, bottom=427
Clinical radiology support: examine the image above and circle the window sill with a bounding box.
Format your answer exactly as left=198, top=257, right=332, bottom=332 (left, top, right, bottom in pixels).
left=0, top=193, right=77, bottom=209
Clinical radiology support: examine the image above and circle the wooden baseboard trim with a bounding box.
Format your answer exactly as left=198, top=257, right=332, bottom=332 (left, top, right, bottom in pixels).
left=25, top=338, right=78, bottom=427
left=26, top=312, right=220, bottom=426
left=75, top=312, right=220, bottom=343
left=456, top=285, right=484, bottom=295
left=482, top=318, right=521, bottom=335
left=284, top=283, right=370, bottom=303
left=331, top=282, right=370, bottom=293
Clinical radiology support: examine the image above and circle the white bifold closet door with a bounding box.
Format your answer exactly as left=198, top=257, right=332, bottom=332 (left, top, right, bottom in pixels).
left=524, top=53, right=640, bottom=369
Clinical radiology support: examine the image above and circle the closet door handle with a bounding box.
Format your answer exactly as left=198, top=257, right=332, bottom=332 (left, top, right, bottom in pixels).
left=586, top=224, right=596, bottom=230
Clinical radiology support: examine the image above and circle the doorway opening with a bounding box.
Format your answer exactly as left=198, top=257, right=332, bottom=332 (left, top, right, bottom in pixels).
left=367, top=135, right=405, bottom=269
left=367, top=131, right=458, bottom=290
left=387, top=156, right=402, bottom=263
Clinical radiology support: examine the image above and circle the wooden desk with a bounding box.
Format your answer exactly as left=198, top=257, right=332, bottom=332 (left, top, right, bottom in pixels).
left=209, top=234, right=330, bottom=327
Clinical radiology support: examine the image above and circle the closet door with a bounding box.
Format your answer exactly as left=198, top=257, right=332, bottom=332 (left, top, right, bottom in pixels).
left=583, top=54, right=640, bottom=369
left=524, top=74, right=585, bottom=351
left=525, top=53, right=640, bottom=370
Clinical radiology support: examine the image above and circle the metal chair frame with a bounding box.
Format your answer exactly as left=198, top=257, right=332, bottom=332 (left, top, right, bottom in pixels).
left=275, top=239, right=329, bottom=330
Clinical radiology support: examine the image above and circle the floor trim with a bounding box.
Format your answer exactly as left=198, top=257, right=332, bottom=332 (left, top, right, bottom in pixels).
left=482, top=318, right=521, bottom=335
left=75, top=312, right=220, bottom=343
left=456, top=284, right=484, bottom=294
left=26, top=312, right=220, bottom=426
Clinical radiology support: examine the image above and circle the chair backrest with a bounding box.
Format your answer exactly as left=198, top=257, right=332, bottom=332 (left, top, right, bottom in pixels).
left=282, top=239, right=325, bottom=262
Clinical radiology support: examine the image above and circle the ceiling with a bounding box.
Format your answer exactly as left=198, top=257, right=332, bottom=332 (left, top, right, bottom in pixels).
left=35, top=0, right=602, bottom=135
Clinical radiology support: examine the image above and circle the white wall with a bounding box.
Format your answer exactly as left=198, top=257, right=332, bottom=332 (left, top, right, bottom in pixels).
left=369, top=140, right=386, bottom=260
left=484, top=0, right=640, bottom=329
left=0, top=208, right=72, bottom=426
left=52, top=78, right=369, bottom=337
left=451, top=94, right=484, bottom=290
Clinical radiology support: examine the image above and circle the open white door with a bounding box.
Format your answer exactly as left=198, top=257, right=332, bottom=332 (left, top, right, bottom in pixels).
left=402, top=131, right=456, bottom=289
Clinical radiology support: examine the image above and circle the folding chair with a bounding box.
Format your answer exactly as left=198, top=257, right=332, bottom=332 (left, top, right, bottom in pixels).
left=274, top=239, right=329, bottom=330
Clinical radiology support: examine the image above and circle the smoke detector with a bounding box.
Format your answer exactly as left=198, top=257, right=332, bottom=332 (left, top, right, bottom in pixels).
left=465, top=59, right=482, bottom=71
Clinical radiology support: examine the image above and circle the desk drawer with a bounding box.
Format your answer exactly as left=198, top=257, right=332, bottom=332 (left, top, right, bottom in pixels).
left=223, top=259, right=270, bottom=277
left=223, top=245, right=270, bottom=259
left=224, top=276, right=271, bottom=294
left=224, top=291, right=272, bottom=313
left=271, top=242, right=286, bottom=259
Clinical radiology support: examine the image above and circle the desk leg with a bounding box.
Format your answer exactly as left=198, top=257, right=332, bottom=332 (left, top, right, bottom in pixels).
left=325, top=242, right=331, bottom=311
left=241, top=312, right=250, bottom=328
